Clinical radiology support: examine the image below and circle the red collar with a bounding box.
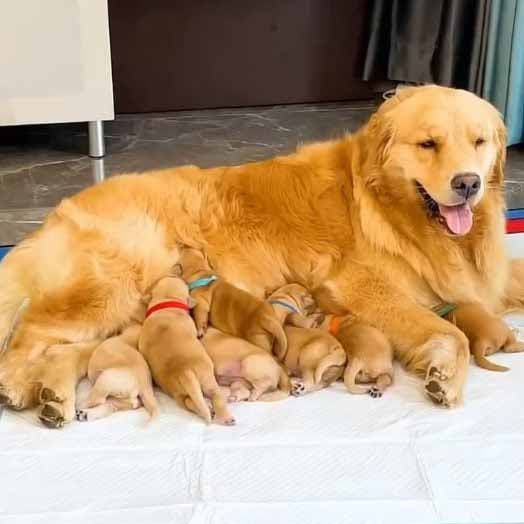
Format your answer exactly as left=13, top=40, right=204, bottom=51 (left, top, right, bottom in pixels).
left=145, top=300, right=190, bottom=319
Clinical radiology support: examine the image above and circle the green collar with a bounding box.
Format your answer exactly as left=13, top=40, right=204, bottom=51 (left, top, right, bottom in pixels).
left=431, top=302, right=457, bottom=317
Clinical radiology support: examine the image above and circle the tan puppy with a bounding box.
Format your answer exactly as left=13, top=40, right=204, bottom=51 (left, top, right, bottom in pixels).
left=280, top=325, right=346, bottom=396
left=317, top=314, right=394, bottom=397
left=447, top=303, right=524, bottom=372
left=266, top=283, right=345, bottom=395
left=267, top=283, right=318, bottom=333
left=202, top=328, right=289, bottom=402
left=76, top=325, right=158, bottom=421
left=177, top=247, right=287, bottom=356
left=139, top=275, right=234, bottom=425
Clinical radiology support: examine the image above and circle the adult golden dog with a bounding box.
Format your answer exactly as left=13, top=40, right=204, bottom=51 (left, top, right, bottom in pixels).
left=0, top=85, right=522, bottom=427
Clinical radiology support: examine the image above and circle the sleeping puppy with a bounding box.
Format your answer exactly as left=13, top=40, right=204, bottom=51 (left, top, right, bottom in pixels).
left=266, top=283, right=318, bottom=333
left=139, top=275, right=234, bottom=425
left=447, top=303, right=524, bottom=372
left=279, top=325, right=346, bottom=396
left=201, top=328, right=289, bottom=402
left=317, top=314, right=394, bottom=397
left=76, top=324, right=158, bottom=421
left=177, top=247, right=287, bottom=357
left=266, top=283, right=345, bottom=394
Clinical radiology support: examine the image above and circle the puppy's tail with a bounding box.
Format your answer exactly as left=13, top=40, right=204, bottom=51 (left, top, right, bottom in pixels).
left=472, top=341, right=509, bottom=372
left=140, top=383, right=159, bottom=420
left=179, top=370, right=212, bottom=422
left=343, top=357, right=369, bottom=394
left=264, top=317, right=288, bottom=360
left=257, top=389, right=289, bottom=402
left=278, top=365, right=291, bottom=393
left=314, top=344, right=347, bottom=384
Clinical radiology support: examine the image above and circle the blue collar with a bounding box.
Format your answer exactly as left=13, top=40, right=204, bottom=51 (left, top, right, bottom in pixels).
left=269, top=299, right=300, bottom=315
left=188, top=275, right=218, bottom=291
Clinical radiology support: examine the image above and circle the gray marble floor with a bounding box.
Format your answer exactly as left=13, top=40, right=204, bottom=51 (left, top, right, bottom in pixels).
left=0, top=101, right=523, bottom=245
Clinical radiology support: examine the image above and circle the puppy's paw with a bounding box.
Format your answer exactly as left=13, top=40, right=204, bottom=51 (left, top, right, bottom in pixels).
left=290, top=377, right=306, bottom=397
left=221, top=415, right=236, bottom=426
left=75, top=409, right=88, bottom=422
left=196, top=323, right=208, bottom=339
left=368, top=387, right=382, bottom=399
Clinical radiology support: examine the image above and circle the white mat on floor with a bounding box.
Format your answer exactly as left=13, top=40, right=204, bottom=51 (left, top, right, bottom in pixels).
left=2, top=314, right=524, bottom=524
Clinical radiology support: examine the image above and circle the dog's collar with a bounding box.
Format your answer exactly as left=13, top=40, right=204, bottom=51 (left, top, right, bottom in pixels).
left=187, top=275, right=218, bottom=291
left=146, top=300, right=190, bottom=318
left=269, top=299, right=300, bottom=315
left=431, top=302, right=457, bottom=318
left=328, top=315, right=343, bottom=336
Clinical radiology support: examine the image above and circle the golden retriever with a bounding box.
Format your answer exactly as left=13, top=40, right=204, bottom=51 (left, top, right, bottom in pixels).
left=0, top=85, right=520, bottom=427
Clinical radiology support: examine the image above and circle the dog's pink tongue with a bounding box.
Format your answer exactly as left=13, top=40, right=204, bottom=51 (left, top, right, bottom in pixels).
left=438, top=203, right=473, bottom=235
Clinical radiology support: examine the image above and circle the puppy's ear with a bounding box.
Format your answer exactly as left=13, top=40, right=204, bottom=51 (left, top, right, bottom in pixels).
left=172, top=263, right=183, bottom=277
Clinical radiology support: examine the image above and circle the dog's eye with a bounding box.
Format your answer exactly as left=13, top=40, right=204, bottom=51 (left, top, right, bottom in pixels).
left=418, top=139, right=436, bottom=149
left=475, top=138, right=486, bottom=147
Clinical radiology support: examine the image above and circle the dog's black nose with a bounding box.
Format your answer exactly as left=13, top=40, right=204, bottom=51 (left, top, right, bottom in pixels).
left=451, top=173, right=481, bottom=200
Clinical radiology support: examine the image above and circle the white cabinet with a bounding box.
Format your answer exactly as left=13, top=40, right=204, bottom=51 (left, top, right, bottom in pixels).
left=0, top=0, right=114, bottom=156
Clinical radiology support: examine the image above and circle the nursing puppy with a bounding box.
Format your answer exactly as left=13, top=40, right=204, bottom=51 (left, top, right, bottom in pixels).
left=317, top=314, right=394, bottom=397
left=177, top=247, right=287, bottom=356
left=76, top=324, right=158, bottom=421
left=280, top=325, right=346, bottom=396
left=201, top=328, right=289, bottom=402
left=139, top=275, right=234, bottom=425
left=447, top=303, right=524, bottom=372
left=267, top=283, right=318, bottom=332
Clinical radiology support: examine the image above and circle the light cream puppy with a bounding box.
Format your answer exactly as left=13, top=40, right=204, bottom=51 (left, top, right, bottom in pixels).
left=202, top=327, right=289, bottom=402
left=139, top=275, right=234, bottom=425
left=76, top=324, right=158, bottom=421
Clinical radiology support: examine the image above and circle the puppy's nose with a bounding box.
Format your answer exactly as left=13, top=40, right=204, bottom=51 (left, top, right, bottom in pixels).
left=451, top=173, right=481, bottom=200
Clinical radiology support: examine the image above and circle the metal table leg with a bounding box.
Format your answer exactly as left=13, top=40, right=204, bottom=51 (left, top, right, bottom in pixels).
left=88, top=120, right=105, bottom=158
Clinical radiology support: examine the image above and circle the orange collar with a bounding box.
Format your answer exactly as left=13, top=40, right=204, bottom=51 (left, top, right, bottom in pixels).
left=328, top=315, right=343, bottom=336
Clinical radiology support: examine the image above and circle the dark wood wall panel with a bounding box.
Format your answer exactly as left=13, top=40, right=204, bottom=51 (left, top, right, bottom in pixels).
left=108, top=0, right=373, bottom=113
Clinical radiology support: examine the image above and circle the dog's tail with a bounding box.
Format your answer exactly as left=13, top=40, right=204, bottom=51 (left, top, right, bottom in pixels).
left=472, top=341, right=509, bottom=372
left=343, top=357, right=369, bottom=394
left=179, top=370, right=212, bottom=422
left=314, top=344, right=347, bottom=384
left=264, top=316, right=288, bottom=360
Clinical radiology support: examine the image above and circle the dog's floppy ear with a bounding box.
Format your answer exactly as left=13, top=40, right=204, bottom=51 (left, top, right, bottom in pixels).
left=491, top=109, right=507, bottom=187
left=366, top=113, right=395, bottom=166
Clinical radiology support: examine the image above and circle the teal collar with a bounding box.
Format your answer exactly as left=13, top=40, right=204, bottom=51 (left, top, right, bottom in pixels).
left=188, top=275, right=218, bottom=291
left=269, top=299, right=300, bottom=315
